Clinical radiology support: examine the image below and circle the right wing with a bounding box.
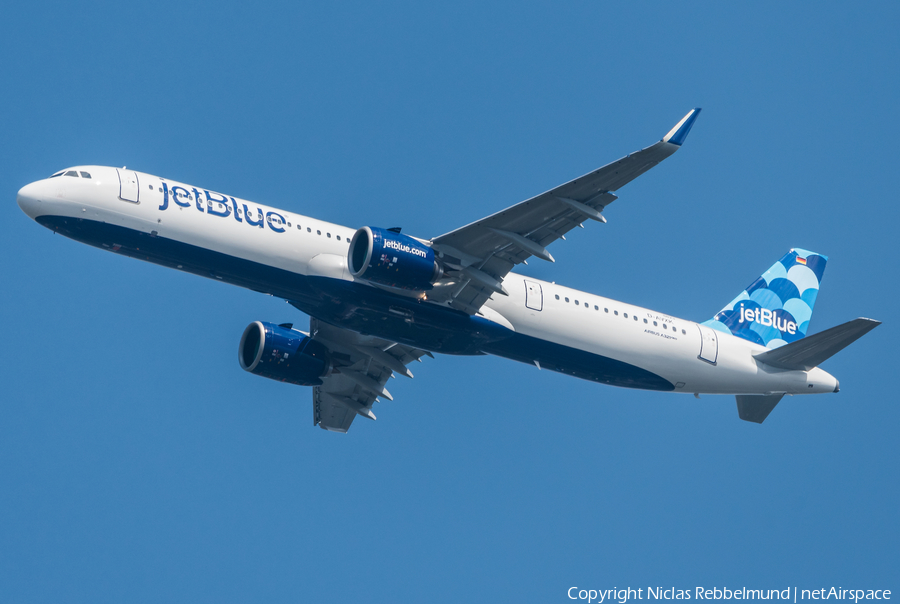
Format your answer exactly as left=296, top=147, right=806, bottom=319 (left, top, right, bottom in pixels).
left=428, top=109, right=702, bottom=314
left=309, top=317, right=430, bottom=433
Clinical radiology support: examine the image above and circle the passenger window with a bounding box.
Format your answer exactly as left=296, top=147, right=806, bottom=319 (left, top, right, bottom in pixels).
left=574, top=300, right=579, bottom=305
left=663, top=324, right=667, bottom=329
left=147, top=184, right=152, bottom=189
left=297, top=224, right=302, bottom=230
left=682, top=329, right=686, bottom=334
left=653, top=321, right=658, bottom=326
left=555, top=295, right=560, bottom=300
left=594, top=305, right=598, bottom=310
left=633, top=316, right=638, bottom=321
left=604, top=308, right=609, bottom=313
left=81, top=172, right=92, bottom=179
left=337, top=235, right=341, bottom=241
left=565, top=297, right=569, bottom=303
left=327, top=233, right=331, bottom=238
left=624, top=313, right=628, bottom=319
left=317, top=230, right=321, bottom=235
left=643, top=318, right=648, bottom=324
left=64, top=170, right=79, bottom=177
left=584, top=302, right=588, bottom=308
left=307, top=227, right=311, bottom=232
left=614, top=310, right=618, bottom=316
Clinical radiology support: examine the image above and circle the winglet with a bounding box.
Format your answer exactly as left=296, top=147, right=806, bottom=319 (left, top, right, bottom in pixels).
left=662, top=108, right=701, bottom=146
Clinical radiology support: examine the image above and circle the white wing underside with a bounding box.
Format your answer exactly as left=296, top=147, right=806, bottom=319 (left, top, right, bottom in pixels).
left=310, top=318, right=430, bottom=433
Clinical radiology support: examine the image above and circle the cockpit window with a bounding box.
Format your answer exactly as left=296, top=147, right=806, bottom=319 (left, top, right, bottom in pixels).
left=49, top=171, right=64, bottom=178
left=80, top=171, right=91, bottom=179
left=64, top=170, right=79, bottom=177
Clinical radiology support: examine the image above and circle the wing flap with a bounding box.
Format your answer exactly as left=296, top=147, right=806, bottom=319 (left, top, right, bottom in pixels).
left=309, top=318, right=428, bottom=432
left=314, top=390, right=359, bottom=433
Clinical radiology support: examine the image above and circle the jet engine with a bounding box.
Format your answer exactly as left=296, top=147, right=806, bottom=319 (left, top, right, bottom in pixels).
left=348, top=226, right=442, bottom=291
left=239, top=321, right=330, bottom=386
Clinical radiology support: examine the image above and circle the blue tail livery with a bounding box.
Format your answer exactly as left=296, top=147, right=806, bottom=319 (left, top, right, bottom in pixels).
left=702, top=249, right=827, bottom=349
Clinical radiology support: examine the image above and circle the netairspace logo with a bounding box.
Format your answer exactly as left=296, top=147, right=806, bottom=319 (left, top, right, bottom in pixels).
left=567, top=587, right=892, bottom=604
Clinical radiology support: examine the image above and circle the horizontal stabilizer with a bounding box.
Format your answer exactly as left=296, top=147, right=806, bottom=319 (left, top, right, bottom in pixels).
left=736, top=394, right=785, bottom=423
left=753, top=318, right=881, bottom=371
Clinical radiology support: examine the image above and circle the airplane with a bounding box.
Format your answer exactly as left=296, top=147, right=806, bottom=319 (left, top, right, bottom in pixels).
left=16, top=109, right=880, bottom=432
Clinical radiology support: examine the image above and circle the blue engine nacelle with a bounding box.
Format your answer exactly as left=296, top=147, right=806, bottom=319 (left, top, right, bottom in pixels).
left=239, top=321, right=331, bottom=386
left=348, top=226, right=443, bottom=291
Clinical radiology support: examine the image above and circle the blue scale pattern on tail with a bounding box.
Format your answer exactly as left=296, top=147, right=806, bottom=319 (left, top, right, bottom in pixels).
left=701, top=249, right=827, bottom=349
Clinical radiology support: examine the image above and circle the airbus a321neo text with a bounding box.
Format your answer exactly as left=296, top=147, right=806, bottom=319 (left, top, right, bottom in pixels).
left=17, top=109, right=880, bottom=432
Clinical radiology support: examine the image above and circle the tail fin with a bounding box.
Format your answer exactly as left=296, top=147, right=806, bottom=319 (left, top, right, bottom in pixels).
left=702, top=249, right=827, bottom=349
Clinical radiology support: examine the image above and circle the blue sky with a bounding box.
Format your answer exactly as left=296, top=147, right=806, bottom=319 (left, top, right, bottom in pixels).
left=1, top=2, right=898, bottom=602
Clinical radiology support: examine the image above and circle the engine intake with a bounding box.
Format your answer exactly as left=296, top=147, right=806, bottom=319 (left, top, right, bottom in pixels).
left=239, top=321, right=330, bottom=386
left=348, top=226, right=442, bottom=291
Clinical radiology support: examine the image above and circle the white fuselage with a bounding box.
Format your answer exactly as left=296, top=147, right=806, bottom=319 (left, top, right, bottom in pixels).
left=16, top=166, right=839, bottom=397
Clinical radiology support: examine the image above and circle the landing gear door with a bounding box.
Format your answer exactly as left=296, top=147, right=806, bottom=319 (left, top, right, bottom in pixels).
left=116, top=168, right=140, bottom=203
left=697, top=324, right=719, bottom=365
left=524, top=280, right=542, bottom=311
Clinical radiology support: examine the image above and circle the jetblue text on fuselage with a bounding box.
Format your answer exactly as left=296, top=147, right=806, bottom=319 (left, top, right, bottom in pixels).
left=157, top=182, right=287, bottom=233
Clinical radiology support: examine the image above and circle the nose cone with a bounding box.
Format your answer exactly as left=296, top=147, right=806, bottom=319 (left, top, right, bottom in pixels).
left=17, top=180, right=45, bottom=220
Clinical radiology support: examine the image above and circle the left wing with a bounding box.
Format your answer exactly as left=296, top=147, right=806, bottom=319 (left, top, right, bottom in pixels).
left=427, top=109, right=701, bottom=314
left=308, top=317, right=430, bottom=433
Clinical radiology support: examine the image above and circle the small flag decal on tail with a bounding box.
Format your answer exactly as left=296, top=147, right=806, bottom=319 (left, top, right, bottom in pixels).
left=796, top=256, right=807, bottom=265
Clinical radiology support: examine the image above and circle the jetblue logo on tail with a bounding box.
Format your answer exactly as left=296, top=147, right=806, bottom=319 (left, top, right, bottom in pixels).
left=702, top=249, right=827, bottom=349
left=737, top=305, right=798, bottom=335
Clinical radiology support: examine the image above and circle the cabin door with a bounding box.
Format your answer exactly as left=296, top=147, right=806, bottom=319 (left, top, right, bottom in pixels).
left=116, top=168, right=140, bottom=203
left=697, top=324, right=719, bottom=364
left=524, top=280, right=542, bottom=311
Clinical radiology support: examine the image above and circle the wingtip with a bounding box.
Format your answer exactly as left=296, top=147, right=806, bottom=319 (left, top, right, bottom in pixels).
left=662, top=108, right=702, bottom=146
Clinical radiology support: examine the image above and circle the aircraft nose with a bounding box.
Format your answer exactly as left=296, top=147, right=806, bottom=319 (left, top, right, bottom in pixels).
left=17, top=180, right=45, bottom=220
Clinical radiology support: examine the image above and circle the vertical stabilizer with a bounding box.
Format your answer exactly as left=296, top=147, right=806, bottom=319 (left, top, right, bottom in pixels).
left=702, top=249, right=827, bottom=349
